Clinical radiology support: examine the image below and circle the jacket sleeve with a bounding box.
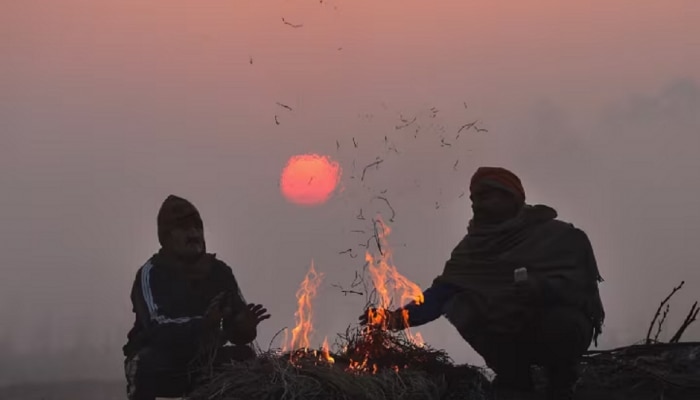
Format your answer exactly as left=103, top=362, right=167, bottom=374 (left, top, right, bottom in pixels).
left=400, top=282, right=460, bottom=327
left=219, top=263, right=257, bottom=345
left=131, top=263, right=206, bottom=350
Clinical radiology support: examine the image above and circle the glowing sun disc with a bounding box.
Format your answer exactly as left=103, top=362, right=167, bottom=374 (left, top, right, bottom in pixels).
left=280, top=154, right=342, bottom=206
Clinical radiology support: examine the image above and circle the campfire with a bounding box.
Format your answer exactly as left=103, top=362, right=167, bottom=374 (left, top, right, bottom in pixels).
left=186, top=216, right=489, bottom=400
left=280, top=217, right=448, bottom=374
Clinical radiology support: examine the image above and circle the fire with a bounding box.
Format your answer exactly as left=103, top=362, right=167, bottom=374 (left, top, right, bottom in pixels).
left=289, top=260, right=324, bottom=351
left=321, top=336, right=335, bottom=364
left=365, top=216, right=425, bottom=345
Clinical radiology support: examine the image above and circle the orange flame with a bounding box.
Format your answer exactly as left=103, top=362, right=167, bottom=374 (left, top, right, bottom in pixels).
left=365, top=216, right=425, bottom=345
left=290, top=260, right=324, bottom=351
left=321, top=336, right=335, bottom=364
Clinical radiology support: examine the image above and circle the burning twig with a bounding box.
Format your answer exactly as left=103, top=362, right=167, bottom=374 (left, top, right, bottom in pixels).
left=372, top=219, right=384, bottom=256
left=453, top=160, right=459, bottom=171
left=670, top=301, right=699, bottom=343
left=281, top=17, right=303, bottom=28
left=371, top=196, right=396, bottom=222
left=435, top=202, right=440, bottom=209
left=361, top=159, right=384, bottom=181
left=395, top=116, right=417, bottom=130
left=308, top=177, right=314, bottom=184
left=350, top=230, right=366, bottom=234
left=275, top=115, right=280, bottom=125
left=276, top=102, right=293, bottom=111
left=359, top=235, right=374, bottom=250
left=356, top=208, right=365, bottom=220
left=475, top=125, right=488, bottom=133
left=353, top=137, right=358, bottom=148
left=646, top=281, right=685, bottom=344
left=458, top=191, right=465, bottom=198
left=349, top=267, right=365, bottom=290
left=339, top=249, right=353, bottom=255
left=336, top=140, right=340, bottom=150
left=440, top=138, right=452, bottom=147
left=249, top=56, right=253, bottom=65
left=331, top=283, right=364, bottom=297
left=458, top=120, right=478, bottom=134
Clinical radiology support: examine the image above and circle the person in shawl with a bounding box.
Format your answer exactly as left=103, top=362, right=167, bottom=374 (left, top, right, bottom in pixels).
left=360, top=167, right=605, bottom=400
left=123, top=195, right=271, bottom=400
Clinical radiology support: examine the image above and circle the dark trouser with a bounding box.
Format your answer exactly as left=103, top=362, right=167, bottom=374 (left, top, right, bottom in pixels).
left=124, top=345, right=255, bottom=400
left=447, top=305, right=593, bottom=397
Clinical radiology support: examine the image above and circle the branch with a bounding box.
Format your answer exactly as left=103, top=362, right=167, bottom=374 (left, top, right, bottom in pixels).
left=646, top=281, right=684, bottom=344
left=653, top=304, right=670, bottom=342
left=670, top=301, right=699, bottom=343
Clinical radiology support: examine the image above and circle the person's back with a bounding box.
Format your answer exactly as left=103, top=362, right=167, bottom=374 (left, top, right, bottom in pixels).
left=123, top=195, right=270, bottom=400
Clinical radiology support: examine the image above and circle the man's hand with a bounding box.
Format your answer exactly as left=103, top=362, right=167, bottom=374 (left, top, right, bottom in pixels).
left=222, top=302, right=270, bottom=345
left=514, top=276, right=543, bottom=303
left=358, top=307, right=406, bottom=331
left=246, top=303, right=271, bottom=326
left=204, top=292, right=231, bottom=328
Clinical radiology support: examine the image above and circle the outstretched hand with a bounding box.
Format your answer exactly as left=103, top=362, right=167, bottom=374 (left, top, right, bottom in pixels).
left=246, top=303, right=271, bottom=326
left=358, top=307, right=405, bottom=330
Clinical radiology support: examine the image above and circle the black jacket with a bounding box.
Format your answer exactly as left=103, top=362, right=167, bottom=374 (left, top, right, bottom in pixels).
left=123, top=252, right=249, bottom=358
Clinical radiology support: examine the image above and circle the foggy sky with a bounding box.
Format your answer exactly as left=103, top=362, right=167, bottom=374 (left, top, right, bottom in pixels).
left=2, top=0, right=700, bottom=384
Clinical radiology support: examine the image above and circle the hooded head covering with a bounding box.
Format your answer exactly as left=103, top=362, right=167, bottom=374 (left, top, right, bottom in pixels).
left=470, top=167, right=526, bottom=204
left=157, top=195, right=203, bottom=246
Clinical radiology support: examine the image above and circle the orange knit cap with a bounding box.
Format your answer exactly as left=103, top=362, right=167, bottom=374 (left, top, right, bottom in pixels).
left=469, top=167, right=526, bottom=203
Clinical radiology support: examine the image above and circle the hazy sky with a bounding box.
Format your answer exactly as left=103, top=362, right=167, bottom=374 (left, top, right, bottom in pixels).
left=2, top=0, right=700, bottom=384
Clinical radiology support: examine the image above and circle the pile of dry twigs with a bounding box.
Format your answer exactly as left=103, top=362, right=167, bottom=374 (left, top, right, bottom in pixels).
left=186, top=326, right=489, bottom=400
left=576, top=342, right=700, bottom=399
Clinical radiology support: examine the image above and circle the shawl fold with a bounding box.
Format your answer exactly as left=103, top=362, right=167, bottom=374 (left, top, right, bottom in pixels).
left=434, top=205, right=605, bottom=342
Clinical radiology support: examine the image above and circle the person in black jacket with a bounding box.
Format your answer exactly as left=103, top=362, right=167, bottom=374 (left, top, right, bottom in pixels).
left=123, top=195, right=270, bottom=400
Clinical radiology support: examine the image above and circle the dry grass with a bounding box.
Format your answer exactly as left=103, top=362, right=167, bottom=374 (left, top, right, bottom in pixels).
left=186, top=327, right=490, bottom=400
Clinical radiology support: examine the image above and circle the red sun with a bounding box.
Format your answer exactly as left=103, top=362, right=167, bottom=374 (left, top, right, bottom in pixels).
left=280, top=154, right=342, bottom=206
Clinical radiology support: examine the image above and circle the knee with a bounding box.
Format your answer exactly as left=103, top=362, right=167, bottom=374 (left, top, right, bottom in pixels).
left=537, top=307, right=593, bottom=357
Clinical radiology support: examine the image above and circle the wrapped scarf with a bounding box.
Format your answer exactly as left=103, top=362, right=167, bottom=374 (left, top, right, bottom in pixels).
left=434, top=205, right=605, bottom=342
